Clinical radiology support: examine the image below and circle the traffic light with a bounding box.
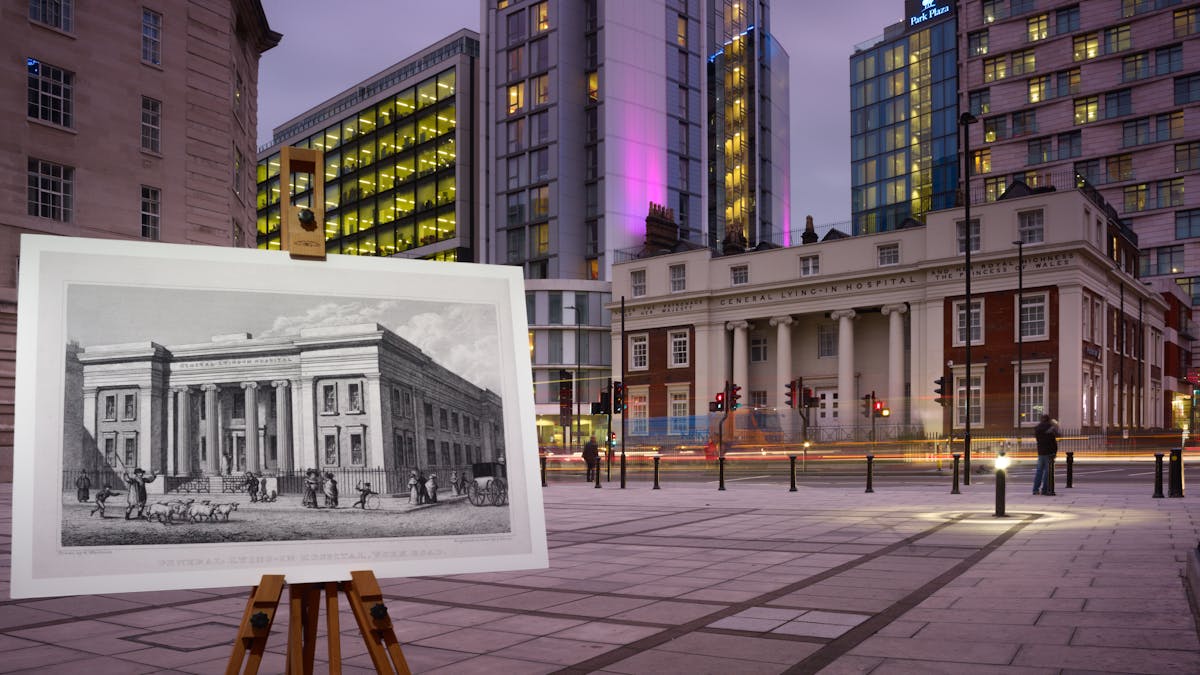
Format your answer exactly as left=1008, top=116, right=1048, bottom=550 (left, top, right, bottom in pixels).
left=784, top=379, right=797, bottom=409
left=862, top=394, right=873, bottom=418
left=933, top=376, right=948, bottom=407
left=591, top=391, right=611, bottom=415
left=729, top=383, right=742, bottom=410
left=873, top=399, right=886, bottom=417
left=609, top=431, right=617, bottom=447
left=713, top=391, right=726, bottom=412
left=802, top=388, right=817, bottom=409
left=612, top=381, right=625, bottom=412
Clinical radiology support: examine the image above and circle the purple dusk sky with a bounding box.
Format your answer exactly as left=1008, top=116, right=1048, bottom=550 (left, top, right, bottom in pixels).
left=257, top=0, right=904, bottom=229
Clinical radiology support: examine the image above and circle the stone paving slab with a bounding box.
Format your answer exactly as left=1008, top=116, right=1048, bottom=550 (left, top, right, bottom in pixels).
left=1, top=481, right=1198, bottom=673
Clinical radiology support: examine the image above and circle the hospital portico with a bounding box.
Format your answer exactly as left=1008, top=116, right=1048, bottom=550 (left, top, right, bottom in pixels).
left=611, top=185, right=1190, bottom=441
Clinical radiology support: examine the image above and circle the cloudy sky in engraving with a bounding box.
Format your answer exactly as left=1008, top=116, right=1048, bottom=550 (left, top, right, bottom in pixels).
left=66, top=285, right=502, bottom=392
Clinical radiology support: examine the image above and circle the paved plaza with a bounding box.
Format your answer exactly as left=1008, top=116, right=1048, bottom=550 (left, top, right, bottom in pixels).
left=1, top=477, right=1199, bottom=673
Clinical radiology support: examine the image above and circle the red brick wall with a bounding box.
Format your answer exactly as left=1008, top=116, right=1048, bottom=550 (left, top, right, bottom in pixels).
left=622, top=325, right=695, bottom=418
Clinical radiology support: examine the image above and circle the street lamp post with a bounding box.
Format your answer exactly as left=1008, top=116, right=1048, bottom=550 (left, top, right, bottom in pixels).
left=960, top=111, right=979, bottom=485
left=1013, top=240, right=1025, bottom=430
left=994, top=450, right=1010, bottom=517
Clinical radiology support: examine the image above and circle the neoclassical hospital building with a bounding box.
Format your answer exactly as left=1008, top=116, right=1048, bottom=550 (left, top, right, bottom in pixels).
left=66, top=323, right=504, bottom=490
left=610, top=185, right=1192, bottom=441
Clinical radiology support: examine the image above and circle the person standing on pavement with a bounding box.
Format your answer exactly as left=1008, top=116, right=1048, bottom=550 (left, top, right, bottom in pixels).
left=122, top=468, right=157, bottom=519
left=582, top=436, right=599, bottom=482
left=74, top=471, right=91, bottom=502
left=1032, top=414, right=1059, bottom=495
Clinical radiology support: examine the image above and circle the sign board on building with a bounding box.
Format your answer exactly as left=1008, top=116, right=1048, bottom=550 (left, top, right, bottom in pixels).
left=905, top=0, right=953, bottom=29
left=10, top=235, right=546, bottom=598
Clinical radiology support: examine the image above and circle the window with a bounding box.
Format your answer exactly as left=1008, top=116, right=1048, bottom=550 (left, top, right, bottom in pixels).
left=1028, top=75, right=1049, bottom=103
left=1056, top=68, right=1080, bottom=97
left=969, top=90, right=990, bottom=116
left=140, top=186, right=160, bottom=240
left=347, top=383, right=362, bottom=412
left=878, top=243, right=899, bottom=266
left=123, top=393, right=137, bottom=420
left=1103, top=25, right=1131, bottom=54
left=1073, top=96, right=1098, bottom=125
left=1177, top=209, right=1200, bottom=239
left=1026, top=16, right=1048, bottom=42
left=955, top=374, right=982, bottom=427
left=956, top=300, right=983, bottom=346
left=530, top=185, right=549, bottom=219
left=957, top=219, right=980, bottom=254
left=1156, top=44, right=1183, bottom=76
left=507, top=82, right=525, bottom=114
left=1155, top=245, right=1184, bottom=275
left=628, top=389, right=649, bottom=436
left=668, top=388, right=690, bottom=436
left=1106, top=153, right=1133, bottom=182
left=1124, top=183, right=1148, bottom=211
left=969, top=30, right=989, bottom=56
left=984, top=116, right=1007, bottom=142
left=1157, top=178, right=1184, bottom=208
left=1176, top=7, right=1199, bottom=37
left=1010, top=0, right=1034, bottom=14
left=817, top=324, right=837, bottom=358
left=26, top=58, right=72, bottom=127
left=1058, top=130, right=1081, bottom=159
left=451, top=411, right=460, bottom=433
left=982, top=0, right=1005, bottom=23
left=1019, top=293, right=1048, bottom=340
left=30, top=0, right=71, bottom=31
left=1105, top=89, right=1132, bottom=119
left=983, top=176, right=1007, bottom=202
left=1122, top=53, right=1150, bottom=82
left=439, top=408, right=449, bottom=431
left=731, top=265, right=748, bottom=286
left=799, top=255, right=819, bottom=277
left=1177, top=142, right=1200, bottom=172
left=27, top=158, right=73, bottom=222
left=506, top=46, right=523, bottom=81
left=532, top=74, right=549, bottom=105
left=586, top=70, right=598, bottom=102
left=629, top=334, right=648, bottom=370
left=531, top=110, right=549, bottom=143
left=532, top=1, right=548, bottom=32
left=669, top=330, right=689, bottom=367
left=320, top=384, right=339, bottom=414
left=530, top=148, right=549, bottom=182
left=1073, top=33, right=1099, bottom=61
left=103, top=394, right=116, bottom=420
left=1176, top=74, right=1200, bottom=104
left=631, top=269, right=646, bottom=297
left=323, top=433, right=338, bottom=465
left=1056, top=5, right=1079, bottom=34
left=506, top=9, right=526, bottom=45
left=142, top=8, right=162, bottom=65
left=1123, top=118, right=1151, bottom=147
left=505, top=118, right=525, bottom=153
left=669, top=264, right=686, bottom=292
left=1017, top=372, right=1046, bottom=426
left=983, top=56, right=1007, bottom=82
left=676, top=14, right=687, bottom=46
left=750, top=337, right=767, bottom=363
left=124, top=437, right=137, bottom=466
left=1012, top=110, right=1036, bottom=137
left=973, top=148, right=991, bottom=174
left=1027, top=138, right=1052, bottom=165
left=1018, top=210, right=1044, bottom=243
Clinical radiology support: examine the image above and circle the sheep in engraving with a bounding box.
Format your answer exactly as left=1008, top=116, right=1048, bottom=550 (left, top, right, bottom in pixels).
left=187, top=502, right=218, bottom=523
left=212, top=502, right=239, bottom=521
left=167, top=499, right=194, bottom=521
left=145, top=502, right=174, bottom=524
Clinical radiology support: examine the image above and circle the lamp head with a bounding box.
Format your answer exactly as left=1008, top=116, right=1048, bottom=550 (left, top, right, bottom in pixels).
left=959, top=111, right=979, bottom=125
left=995, top=451, right=1011, bottom=471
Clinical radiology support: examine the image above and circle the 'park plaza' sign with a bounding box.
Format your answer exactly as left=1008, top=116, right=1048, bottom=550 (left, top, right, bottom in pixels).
left=906, top=0, right=952, bottom=28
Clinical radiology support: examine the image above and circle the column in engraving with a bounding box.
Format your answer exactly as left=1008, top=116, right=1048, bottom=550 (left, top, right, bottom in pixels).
left=243, top=382, right=259, bottom=473
left=202, top=384, right=219, bottom=474
left=272, top=380, right=292, bottom=472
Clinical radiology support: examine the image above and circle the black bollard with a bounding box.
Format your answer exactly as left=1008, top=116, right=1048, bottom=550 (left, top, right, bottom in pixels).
left=718, top=456, right=726, bottom=491
left=652, top=455, right=661, bottom=490
left=951, top=453, right=961, bottom=495
left=995, top=465, right=1007, bottom=517
left=788, top=454, right=798, bottom=492
left=1043, top=455, right=1057, bottom=496
left=594, top=456, right=602, bottom=489
left=540, top=454, right=547, bottom=487
left=1169, top=447, right=1185, bottom=498
left=865, top=454, right=875, bottom=494
left=1066, top=451, right=1074, bottom=488
left=620, top=451, right=627, bottom=489
left=1154, top=452, right=1165, bottom=498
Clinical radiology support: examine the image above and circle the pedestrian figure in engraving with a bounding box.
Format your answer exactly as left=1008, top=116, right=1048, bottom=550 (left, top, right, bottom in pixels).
left=122, top=468, right=158, bottom=520
left=449, top=470, right=460, bottom=496
left=323, top=472, right=339, bottom=507
left=74, top=470, right=91, bottom=502
left=245, top=471, right=259, bottom=503
left=302, top=469, right=320, bottom=508
left=259, top=474, right=268, bottom=500
left=408, top=469, right=420, bottom=505
left=352, top=481, right=377, bottom=509
left=583, top=436, right=600, bottom=482
left=1032, top=414, right=1059, bottom=495
left=426, top=471, right=439, bottom=503
left=459, top=468, right=470, bottom=496
left=90, top=484, right=120, bottom=517
left=417, top=470, right=430, bottom=504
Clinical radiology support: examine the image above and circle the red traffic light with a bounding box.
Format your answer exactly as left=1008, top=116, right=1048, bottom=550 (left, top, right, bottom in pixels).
left=873, top=399, right=884, bottom=411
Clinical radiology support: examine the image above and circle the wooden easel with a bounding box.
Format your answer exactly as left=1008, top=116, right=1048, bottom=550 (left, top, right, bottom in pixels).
left=227, top=151, right=409, bottom=673
left=226, top=570, right=410, bottom=674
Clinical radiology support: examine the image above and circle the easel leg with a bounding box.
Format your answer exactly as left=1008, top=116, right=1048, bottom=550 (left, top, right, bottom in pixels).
left=326, top=581, right=342, bottom=675
left=343, top=570, right=411, bottom=675
left=286, top=583, right=322, bottom=675
left=225, top=575, right=284, bottom=675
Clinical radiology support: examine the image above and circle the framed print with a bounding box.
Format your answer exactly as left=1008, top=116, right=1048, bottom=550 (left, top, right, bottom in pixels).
left=11, top=235, right=546, bottom=598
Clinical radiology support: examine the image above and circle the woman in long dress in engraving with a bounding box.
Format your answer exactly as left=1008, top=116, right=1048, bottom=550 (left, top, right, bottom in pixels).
left=408, top=470, right=419, bottom=505
left=302, top=469, right=320, bottom=508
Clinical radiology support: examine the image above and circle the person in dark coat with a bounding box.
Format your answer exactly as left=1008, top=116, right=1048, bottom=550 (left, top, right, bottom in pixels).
left=582, top=436, right=600, bottom=482
left=74, top=471, right=91, bottom=502
left=122, top=468, right=158, bottom=520
left=245, top=471, right=259, bottom=502
left=90, top=484, right=120, bottom=517
left=302, top=469, right=320, bottom=508
left=1032, top=414, right=1059, bottom=495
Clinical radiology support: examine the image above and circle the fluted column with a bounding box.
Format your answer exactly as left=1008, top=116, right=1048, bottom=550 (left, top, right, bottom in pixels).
left=882, top=304, right=908, bottom=423
left=831, top=310, right=857, bottom=422
left=202, top=384, right=219, bottom=474
left=272, top=380, right=292, bottom=472
left=770, top=316, right=795, bottom=407
left=242, top=382, right=259, bottom=473
left=176, top=387, right=192, bottom=476
left=726, top=320, right=751, bottom=394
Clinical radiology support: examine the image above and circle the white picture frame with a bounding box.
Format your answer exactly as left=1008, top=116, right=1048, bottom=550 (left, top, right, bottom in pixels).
left=11, top=235, right=547, bottom=598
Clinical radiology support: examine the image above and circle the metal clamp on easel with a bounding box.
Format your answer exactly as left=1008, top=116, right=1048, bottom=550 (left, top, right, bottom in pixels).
left=278, top=146, right=326, bottom=261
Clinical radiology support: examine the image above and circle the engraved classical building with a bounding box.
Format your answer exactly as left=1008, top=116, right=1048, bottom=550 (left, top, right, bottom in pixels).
left=68, top=324, right=504, bottom=490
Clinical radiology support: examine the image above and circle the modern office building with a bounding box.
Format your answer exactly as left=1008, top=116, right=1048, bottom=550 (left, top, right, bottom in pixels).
left=2, top=0, right=279, bottom=480
left=255, top=30, right=479, bottom=262
left=849, top=0, right=959, bottom=235
left=707, top=0, right=791, bottom=251
left=957, top=0, right=1200, bottom=301
left=480, top=0, right=788, bottom=449
left=611, top=184, right=1186, bottom=442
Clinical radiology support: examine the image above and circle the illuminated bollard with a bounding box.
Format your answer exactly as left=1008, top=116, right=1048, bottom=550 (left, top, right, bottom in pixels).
left=652, top=454, right=661, bottom=490
left=994, top=451, right=1010, bottom=518
left=1169, top=447, right=1185, bottom=498
left=788, top=454, right=798, bottom=492
left=539, top=454, right=547, bottom=487
left=865, top=454, right=875, bottom=494
left=1066, top=451, right=1074, bottom=489
left=951, top=453, right=961, bottom=495
left=1154, top=452, right=1165, bottom=498
left=718, top=456, right=726, bottom=491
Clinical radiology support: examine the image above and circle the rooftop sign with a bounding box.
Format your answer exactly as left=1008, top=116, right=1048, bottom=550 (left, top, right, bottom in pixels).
left=905, top=0, right=953, bottom=29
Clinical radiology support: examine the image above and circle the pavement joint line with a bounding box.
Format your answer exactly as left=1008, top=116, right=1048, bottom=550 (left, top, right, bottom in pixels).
left=785, top=512, right=1043, bottom=675
left=1182, top=562, right=1200, bottom=645
left=547, top=512, right=980, bottom=674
